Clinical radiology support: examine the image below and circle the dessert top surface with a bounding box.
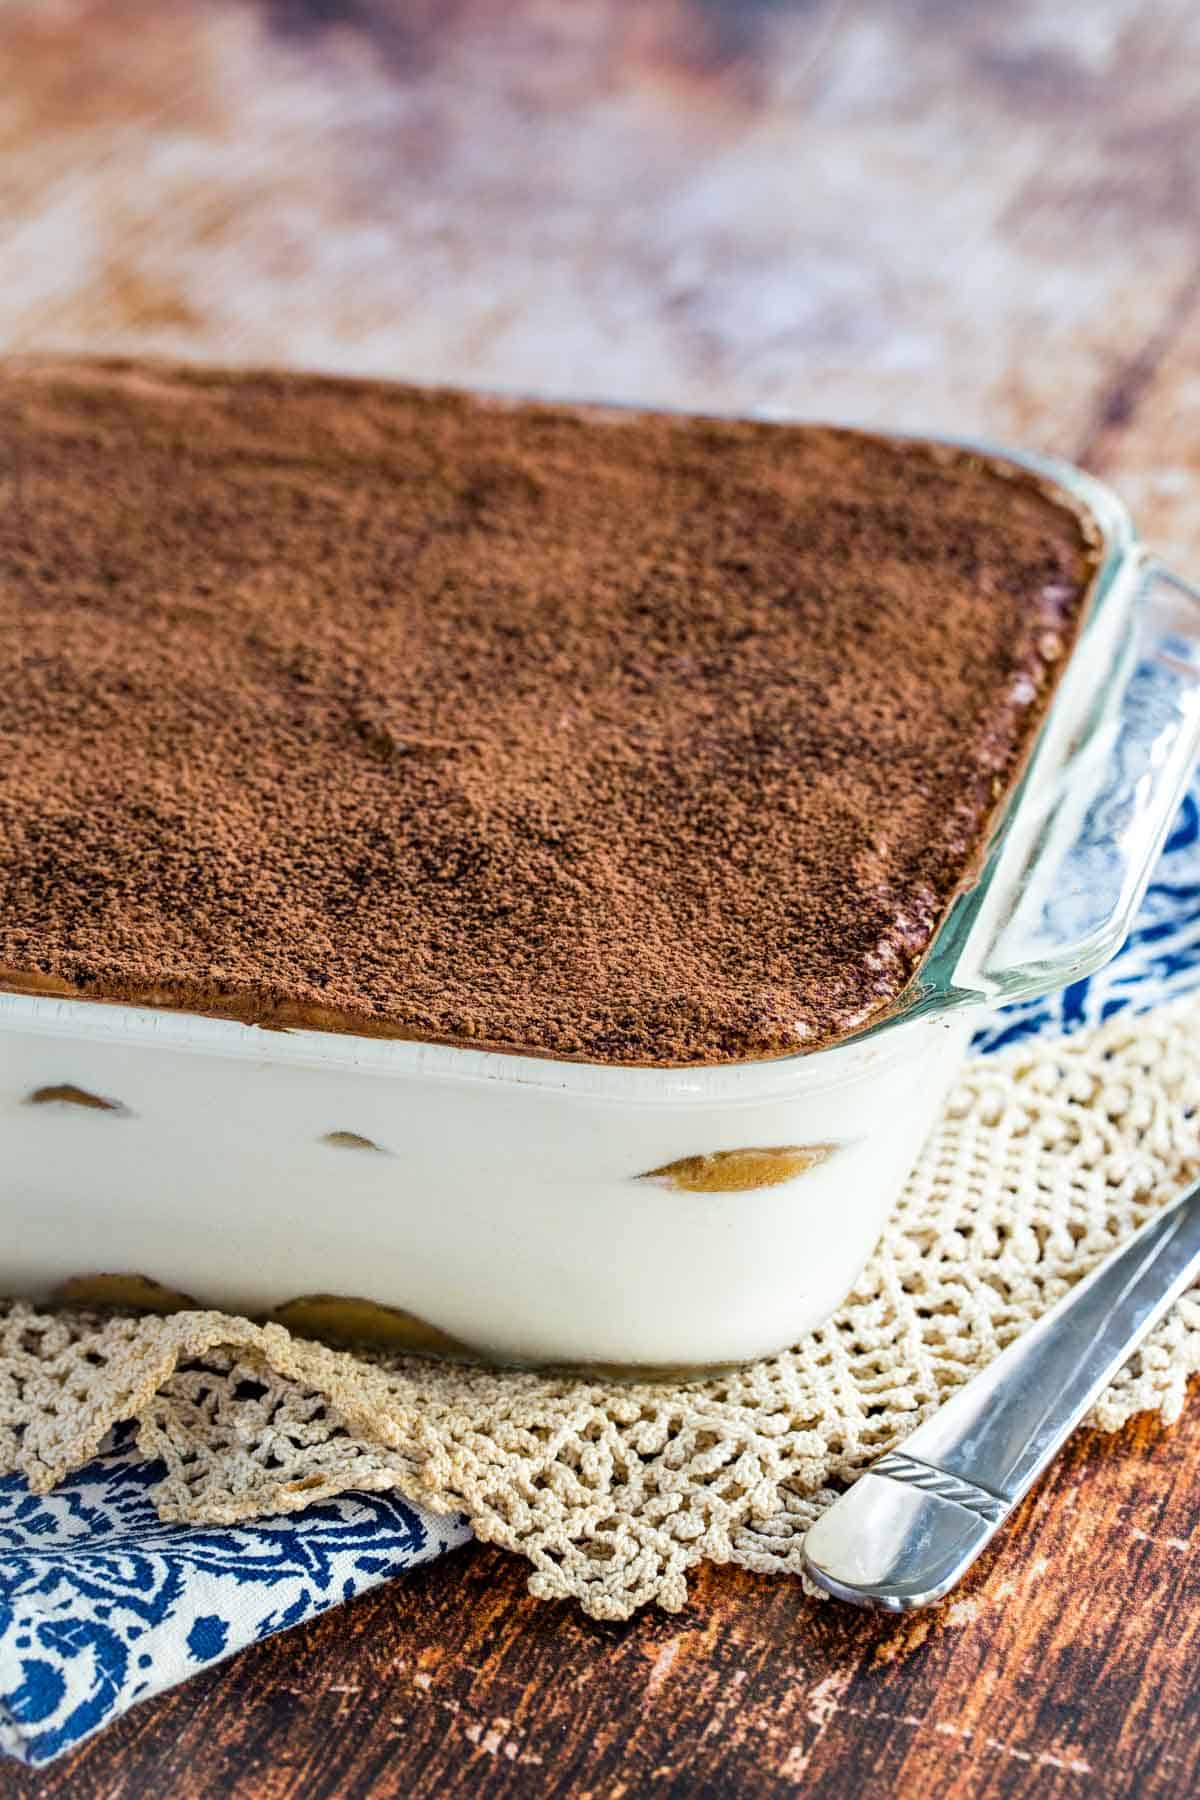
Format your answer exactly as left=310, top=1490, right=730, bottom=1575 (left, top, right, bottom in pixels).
left=0, top=360, right=1097, bottom=1064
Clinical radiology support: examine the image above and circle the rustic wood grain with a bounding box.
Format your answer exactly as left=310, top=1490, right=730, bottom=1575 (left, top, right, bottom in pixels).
left=1, top=0, right=1199, bottom=1792
left=2, top=0, right=1198, bottom=465
left=2, top=1397, right=1199, bottom=1798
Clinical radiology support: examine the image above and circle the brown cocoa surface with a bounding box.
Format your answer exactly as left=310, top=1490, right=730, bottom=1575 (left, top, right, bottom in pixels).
left=0, top=361, right=1093, bottom=1064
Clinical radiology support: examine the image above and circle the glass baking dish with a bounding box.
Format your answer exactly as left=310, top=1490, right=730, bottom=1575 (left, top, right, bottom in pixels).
left=2, top=441, right=1199, bottom=1374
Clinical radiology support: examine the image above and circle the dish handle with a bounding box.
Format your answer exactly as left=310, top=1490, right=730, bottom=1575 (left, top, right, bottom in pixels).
left=933, top=554, right=1200, bottom=1012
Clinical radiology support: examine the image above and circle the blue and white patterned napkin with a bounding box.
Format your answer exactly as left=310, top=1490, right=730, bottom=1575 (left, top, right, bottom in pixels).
left=0, top=1437, right=471, bottom=1765
left=2, top=781, right=1198, bottom=1768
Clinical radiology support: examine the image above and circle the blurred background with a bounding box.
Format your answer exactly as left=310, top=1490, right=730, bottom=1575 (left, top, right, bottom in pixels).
left=1, top=0, right=1198, bottom=566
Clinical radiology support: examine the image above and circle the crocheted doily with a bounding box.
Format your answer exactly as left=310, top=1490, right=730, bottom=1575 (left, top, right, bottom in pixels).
left=3, top=996, right=1199, bottom=1620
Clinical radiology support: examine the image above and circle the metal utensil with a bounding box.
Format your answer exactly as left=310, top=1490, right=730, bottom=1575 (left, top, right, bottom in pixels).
left=802, top=1174, right=1200, bottom=1611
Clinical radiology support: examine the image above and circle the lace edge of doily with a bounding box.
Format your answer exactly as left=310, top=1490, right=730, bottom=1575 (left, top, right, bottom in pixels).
left=2, top=1296, right=1197, bottom=1620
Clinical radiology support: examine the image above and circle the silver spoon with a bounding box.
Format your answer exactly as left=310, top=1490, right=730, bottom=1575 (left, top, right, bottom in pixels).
left=803, top=1173, right=1200, bottom=1610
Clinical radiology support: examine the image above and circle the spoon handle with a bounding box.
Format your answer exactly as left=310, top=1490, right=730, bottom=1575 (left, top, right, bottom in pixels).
left=803, top=1175, right=1200, bottom=1610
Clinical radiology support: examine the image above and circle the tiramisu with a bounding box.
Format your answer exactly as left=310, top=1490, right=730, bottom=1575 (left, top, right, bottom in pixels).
left=0, top=360, right=1099, bottom=1065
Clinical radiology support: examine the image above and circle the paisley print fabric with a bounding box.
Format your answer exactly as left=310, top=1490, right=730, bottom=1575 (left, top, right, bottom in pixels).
left=0, top=1435, right=468, bottom=1766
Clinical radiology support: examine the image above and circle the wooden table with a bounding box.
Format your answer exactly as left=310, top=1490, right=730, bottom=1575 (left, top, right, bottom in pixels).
left=2, top=1, right=1199, bottom=1791
left=3, top=1402, right=1200, bottom=1798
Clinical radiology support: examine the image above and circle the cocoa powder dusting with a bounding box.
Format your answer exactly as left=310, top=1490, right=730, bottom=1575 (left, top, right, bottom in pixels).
left=0, top=360, right=1097, bottom=1064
